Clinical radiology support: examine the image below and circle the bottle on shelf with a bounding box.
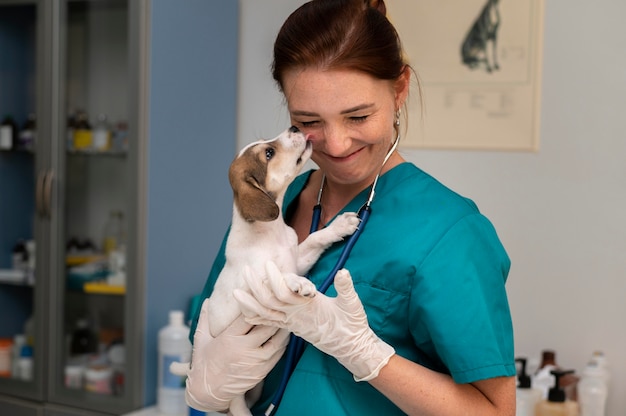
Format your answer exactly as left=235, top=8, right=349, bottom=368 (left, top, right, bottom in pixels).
left=0, top=338, right=14, bottom=377
left=108, top=343, right=126, bottom=395
left=64, top=364, right=84, bottom=389
left=17, top=345, right=34, bottom=381
left=25, top=240, right=36, bottom=285
left=515, top=357, right=542, bottom=416
left=588, top=351, right=610, bottom=388
left=113, top=120, right=129, bottom=151
left=84, top=366, right=113, bottom=395
left=578, top=358, right=608, bottom=416
left=18, top=113, right=36, bottom=151
left=67, top=110, right=77, bottom=151
left=157, top=310, right=191, bottom=415
left=103, top=210, right=125, bottom=255
left=535, top=369, right=579, bottom=416
left=12, top=239, right=28, bottom=272
left=11, top=334, right=27, bottom=378
left=69, top=319, right=98, bottom=363
left=23, top=316, right=35, bottom=347
left=92, top=113, right=111, bottom=151
left=534, top=349, right=579, bottom=401
left=0, top=114, right=18, bottom=151
left=73, top=110, right=92, bottom=150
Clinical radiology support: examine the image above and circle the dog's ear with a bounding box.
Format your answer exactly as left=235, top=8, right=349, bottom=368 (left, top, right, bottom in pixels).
left=229, top=152, right=280, bottom=222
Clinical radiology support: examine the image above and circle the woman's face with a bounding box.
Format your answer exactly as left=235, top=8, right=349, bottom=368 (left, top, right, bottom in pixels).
left=282, top=67, right=408, bottom=188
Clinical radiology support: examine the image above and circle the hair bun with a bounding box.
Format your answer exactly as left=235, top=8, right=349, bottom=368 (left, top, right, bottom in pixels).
left=366, top=0, right=387, bottom=16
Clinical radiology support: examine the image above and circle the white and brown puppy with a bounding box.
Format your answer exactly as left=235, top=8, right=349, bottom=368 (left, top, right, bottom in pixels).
left=203, top=127, right=359, bottom=415
left=207, top=126, right=359, bottom=337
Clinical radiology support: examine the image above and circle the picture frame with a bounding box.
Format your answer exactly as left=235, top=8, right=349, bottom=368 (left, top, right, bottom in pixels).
left=388, top=0, right=545, bottom=151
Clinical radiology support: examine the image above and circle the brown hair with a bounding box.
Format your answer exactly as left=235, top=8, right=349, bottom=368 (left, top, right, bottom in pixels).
left=272, top=0, right=408, bottom=91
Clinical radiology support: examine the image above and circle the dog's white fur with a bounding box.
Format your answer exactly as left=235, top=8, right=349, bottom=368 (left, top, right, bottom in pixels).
left=205, top=128, right=359, bottom=415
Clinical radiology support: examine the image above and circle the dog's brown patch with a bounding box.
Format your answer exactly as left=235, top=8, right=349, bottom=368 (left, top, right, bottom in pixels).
left=229, top=146, right=280, bottom=222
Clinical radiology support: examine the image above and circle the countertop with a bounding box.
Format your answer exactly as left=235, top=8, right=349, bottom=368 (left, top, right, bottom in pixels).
left=122, top=406, right=222, bottom=416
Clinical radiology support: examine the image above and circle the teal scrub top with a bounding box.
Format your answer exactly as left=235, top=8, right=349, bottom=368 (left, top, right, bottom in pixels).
left=190, top=163, right=515, bottom=416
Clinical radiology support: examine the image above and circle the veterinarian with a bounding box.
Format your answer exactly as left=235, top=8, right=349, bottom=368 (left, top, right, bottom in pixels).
left=187, top=0, right=516, bottom=415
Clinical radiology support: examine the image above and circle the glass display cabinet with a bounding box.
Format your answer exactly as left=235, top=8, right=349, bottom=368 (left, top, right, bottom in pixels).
left=0, top=1, right=146, bottom=414
left=0, top=1, right=239, bottom=414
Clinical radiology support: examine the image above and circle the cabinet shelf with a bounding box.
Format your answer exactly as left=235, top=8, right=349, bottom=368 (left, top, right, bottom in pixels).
left=0, top=269, right=33, bottom=287
left=67, top=148, right=128, bottom=157
left=83, top=281, right=125, bottom=295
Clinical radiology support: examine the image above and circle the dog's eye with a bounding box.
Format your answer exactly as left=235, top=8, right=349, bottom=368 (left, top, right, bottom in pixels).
left=265, top=148, right=275, bottom=161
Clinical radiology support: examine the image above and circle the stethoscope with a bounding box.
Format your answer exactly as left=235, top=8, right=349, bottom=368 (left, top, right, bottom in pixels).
left=265, top=132, right=401, bottom=416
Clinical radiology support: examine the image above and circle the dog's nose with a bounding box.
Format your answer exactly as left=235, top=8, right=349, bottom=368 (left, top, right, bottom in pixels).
left=289, top=125, right=300, bottom=133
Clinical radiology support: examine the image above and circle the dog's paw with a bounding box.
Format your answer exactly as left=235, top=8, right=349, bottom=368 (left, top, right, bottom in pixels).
left=329, top=212, right=360, bottom=237
left=284, top=274, right=317, bottom=298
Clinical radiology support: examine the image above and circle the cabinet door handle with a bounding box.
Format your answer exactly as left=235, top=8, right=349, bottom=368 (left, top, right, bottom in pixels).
left=36, top=170, right=46, bottom=216
left=43, top=170, right=55, bottom=218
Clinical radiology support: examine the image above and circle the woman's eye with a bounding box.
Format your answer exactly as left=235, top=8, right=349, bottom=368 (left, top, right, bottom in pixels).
left=299, top=120, right=318, bottom=127
left=265, top=147, right=275, bottom=160
left=350, top=115, right=368, bottom=123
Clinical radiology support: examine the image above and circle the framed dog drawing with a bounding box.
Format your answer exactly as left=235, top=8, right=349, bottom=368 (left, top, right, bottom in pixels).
left=388, top=0, right=544, bottom=151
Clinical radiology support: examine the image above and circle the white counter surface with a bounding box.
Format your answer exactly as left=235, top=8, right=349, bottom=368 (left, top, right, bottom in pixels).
left=122, top=406, right=222, bottom=416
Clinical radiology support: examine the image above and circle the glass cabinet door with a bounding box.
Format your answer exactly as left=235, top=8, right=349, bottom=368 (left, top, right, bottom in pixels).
left=0, top=1, right=143, bottom=413
left=49, top=0, right=136, bottom=412
left=0, top=0, right=45, bottom=402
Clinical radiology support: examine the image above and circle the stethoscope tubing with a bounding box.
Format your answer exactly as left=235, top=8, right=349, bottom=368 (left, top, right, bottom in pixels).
left=266, top=133, right=398, bottom=415
left=266, top=204, right=371, bottom=415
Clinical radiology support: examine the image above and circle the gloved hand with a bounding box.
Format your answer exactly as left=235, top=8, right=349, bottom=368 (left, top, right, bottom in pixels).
left=233, top=261, right=395, bottom=382
left=170, top=297, right=290, bottom=412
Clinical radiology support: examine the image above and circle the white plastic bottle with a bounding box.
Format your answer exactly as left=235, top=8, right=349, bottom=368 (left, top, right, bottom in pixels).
left=579, top=359, right=608, bottom=416
left=11, top=334, right=26, bottom=377
left=17, top=345, right=34, bottom=381
left=589, top=351, right=610, bottom=390
left=515, top=358, right=542, bottom=416
left=158, top=310, right=191, bottom=415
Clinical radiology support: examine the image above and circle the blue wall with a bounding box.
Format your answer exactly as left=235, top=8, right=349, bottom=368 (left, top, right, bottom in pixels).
left=144, top=0, right=238, bottom=405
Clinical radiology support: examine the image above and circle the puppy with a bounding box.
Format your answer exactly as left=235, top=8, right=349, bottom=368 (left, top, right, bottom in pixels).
left=195, top=126, right=359, bottom=415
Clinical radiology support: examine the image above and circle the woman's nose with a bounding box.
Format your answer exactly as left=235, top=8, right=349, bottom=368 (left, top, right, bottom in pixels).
left=321, top=124, right=351, bottom=156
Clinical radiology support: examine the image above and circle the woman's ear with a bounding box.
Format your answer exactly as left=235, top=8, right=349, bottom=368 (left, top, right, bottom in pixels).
left=394, top=65, right=411, bottom=109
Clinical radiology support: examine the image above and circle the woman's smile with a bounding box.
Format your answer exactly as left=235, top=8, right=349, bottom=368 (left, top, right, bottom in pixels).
left=321, top=146, right=365, bottom=163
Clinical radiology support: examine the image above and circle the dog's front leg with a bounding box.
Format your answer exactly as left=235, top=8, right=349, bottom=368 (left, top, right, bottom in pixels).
left=296, top=212, right=360, bottom=274
left=490, top=23, right=500, bottom=70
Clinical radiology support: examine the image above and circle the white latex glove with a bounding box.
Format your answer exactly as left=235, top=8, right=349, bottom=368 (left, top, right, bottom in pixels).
left=170, top=298, right=290, bottom=412
left=233, top=261, right=395, bottom=382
